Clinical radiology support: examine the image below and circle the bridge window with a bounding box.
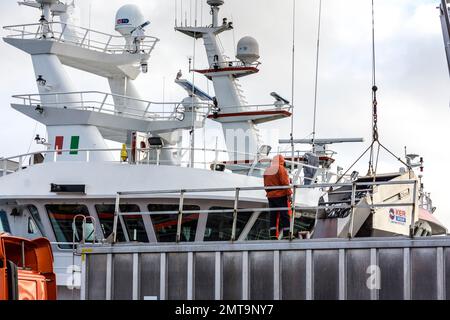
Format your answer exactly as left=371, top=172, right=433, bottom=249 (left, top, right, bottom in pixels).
left=148, top=204, right=200, bottom=243
left=27, top=205, right=45, bottom=236
left=95, top=204, right=148, bottom=243
left=246, top=212, right=314, bottom=240
left=45, top=205, right=91, bottom=249
left=204, top=207, right=253, bottom=241
left=0, top=210, right=10, bottom=233
left=246, top=212, right=271, bottom=240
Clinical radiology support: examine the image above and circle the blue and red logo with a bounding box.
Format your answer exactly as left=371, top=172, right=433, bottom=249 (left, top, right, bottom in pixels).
left=117, top=18, right=130, bottom=25
left=389, top=208, right=407, bottom=225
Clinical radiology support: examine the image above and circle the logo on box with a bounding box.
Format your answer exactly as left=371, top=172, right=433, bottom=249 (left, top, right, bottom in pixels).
left=389, top=208, right=407, bottom=225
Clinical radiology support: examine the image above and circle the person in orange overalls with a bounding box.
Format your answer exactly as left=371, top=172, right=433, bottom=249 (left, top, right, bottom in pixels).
left=263, top=155, right=293, bottom=240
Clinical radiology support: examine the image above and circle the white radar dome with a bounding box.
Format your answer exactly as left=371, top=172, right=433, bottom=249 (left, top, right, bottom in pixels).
left=207, top=0, right=225, bottom=6
left=182, top=96, right=200, bottom=110
left=115, top=4, right=147, bottom=36
left=236, top=36, right=260, bottom=65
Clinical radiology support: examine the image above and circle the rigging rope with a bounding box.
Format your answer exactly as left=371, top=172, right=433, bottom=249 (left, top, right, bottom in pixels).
left=290, top=0, right=296, bottom=171
left=312, top=0, right=323, bottom=148
left=368, top=0, right=378, bottom=176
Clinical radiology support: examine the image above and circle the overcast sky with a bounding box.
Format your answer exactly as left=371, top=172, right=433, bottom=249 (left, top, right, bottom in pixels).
left=0, top=0, right=449, bottom=227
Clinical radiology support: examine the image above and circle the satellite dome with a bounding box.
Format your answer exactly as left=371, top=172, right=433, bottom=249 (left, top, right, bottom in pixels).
left=207, top=0, right=225, bottom=6
left=182, top=96, right=200, bottom=110
left=236, top=36, right=260, bottom=64
left=115, top=4, right=146, bottom=36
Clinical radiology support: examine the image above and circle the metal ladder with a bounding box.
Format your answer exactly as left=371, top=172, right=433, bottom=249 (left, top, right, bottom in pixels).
left=71, top=215, right=97, bottom=299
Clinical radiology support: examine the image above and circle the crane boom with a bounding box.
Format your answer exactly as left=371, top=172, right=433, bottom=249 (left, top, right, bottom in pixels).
left=440, top=0, right=450, bottom=75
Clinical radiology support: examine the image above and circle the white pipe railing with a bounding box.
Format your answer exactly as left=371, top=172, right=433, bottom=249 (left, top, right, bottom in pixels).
left=111, top=179, right=419, bottom=243
left=214, top=103, right=293, bottom=114
left=0, top=146, right=331, bottom=186
left=3, top=22, right=160, bottom=54
left=13, top=91, right=213, bottom=121
left=13, top=91, right=292, bottom=120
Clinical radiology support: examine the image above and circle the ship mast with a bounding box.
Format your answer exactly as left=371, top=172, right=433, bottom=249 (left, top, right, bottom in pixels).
left=175, top=0, right=292, bottom=162
left=176, top=0, right=260, bottom=161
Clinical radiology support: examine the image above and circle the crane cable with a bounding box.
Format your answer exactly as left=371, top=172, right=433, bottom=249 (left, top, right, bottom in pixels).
left=312, top=0, right=323, bottom=148
left=368, top=0, right=379, bottom=176
left=335, top=0, right=411, bottom=184
left=289, top=0, right=296, bottom=171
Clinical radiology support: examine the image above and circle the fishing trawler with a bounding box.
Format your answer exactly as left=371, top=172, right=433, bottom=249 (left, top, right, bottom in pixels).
left=0, top=0, right=449, bottom=300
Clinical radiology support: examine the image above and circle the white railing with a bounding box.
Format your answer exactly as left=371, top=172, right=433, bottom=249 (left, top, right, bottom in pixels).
left=211, top=103, right=293, bottom=116
left=13, top=91, right=292, bottom=121
left=3, top=22, right=160, bottom=54
left=0, top=146, right=331, bottom=185
left=204, top=60, right=261, bottom=70
left=13, top=91, right=212, bottom=121
left=111, top=179, right=419, bottom=242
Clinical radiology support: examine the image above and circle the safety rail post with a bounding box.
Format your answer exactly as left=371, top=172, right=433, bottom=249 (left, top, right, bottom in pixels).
left=58, top=23, right=67, bottom=41
left=99, top=93, right=108, bottom=112
left=104, top=35, right=113, bottom=52
left=289, top=185, right=297, bottom=240
left=176, top=190, right=186, bottom=243
left=143, top=102, right=151, bottom=117
left=80, top=92, right=84, bottom=109
left=156, top=149, right=161, bottom=166
left=410, top=180, right=418, bottom=238
left=21, top=241, right=26, bottom=269
left=231, top=188, right=240, bottom=241
left=347, top=181, right=357, bottom=238
left=18, top=156, right=23, bottom=171
left=112, top=193, right=121, bottom=243
left=1, top=159, right=6, bottom=177
left=80, top=29, right=89, bottom=47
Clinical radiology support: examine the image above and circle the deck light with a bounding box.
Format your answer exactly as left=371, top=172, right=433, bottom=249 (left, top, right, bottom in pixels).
left=35, top=105, right=44, bottom=114
left=141, top=62, right=148, bottom=73
left=148, top=137, right=164, bottom=148
left=36, top=75, right=46, bottom=86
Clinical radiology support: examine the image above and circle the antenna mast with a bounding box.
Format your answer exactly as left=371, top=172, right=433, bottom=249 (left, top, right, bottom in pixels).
left=290, top=0, right=296, bottom=171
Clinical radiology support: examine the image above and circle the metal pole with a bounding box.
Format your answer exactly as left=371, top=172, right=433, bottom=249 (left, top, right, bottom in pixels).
left=21, top=241, right=25, bottom=269
left=348, top=182, right=356, bottom=238
left=176, top=190, right=185, bottom=243
left=112, top=193, right=121, bottom=243
left=289, top=185, right=297, bottom=240
left=2, top=159, right=6, bottom=177
left=231, top=188, right=240, bottom=241
left=410, top=180, right=418, bottom=238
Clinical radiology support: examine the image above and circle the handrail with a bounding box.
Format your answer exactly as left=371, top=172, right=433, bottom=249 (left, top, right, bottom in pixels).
left=206, top=60, right=261, bottom=70
left=111, top=179, right=419, bottom=242
left=214, top=103, right=293, bottom=113
left=12, top=91, right=213, bottom=121
left=0, top=146, right=324, bottom=173
left=3, top=22, right=160, bottom=54
left=0, top=146, right=333, bottom=190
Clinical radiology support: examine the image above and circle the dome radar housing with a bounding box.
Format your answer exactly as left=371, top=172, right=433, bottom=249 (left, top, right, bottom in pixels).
left=115, top=4, right=147, bottom=36
left=207, top=0, right=225, bottom=6
left=236, top=36, right=260, bottom=65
